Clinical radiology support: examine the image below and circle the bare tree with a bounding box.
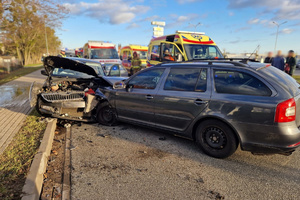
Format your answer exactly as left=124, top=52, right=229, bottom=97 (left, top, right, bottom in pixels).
left=0, top=0, right=68, bottom=65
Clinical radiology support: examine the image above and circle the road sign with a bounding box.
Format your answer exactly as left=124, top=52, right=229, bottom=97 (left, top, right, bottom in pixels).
left=153, top=26, right=164, bottom=37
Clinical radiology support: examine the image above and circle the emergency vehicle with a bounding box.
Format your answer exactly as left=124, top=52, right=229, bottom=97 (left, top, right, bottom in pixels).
left=120, top=45, right=148, bottom=71
left=83, top=41, right=121, bottom=64
left=75, top=48, right=83, bottom=57
left=147, top=31, right=223, bottom=66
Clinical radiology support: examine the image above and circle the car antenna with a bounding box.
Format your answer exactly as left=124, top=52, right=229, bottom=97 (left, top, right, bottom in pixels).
left=247, top=45, right=260, bottom=60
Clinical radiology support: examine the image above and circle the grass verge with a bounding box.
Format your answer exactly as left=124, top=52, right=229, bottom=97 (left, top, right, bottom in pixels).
left=0, top=109, right=46, bottom=200
left=0, top=64, right=43, bottom=86
left=293, top=75, right=300, bottom=83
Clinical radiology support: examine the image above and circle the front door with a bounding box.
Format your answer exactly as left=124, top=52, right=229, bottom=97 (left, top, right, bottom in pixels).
left=115, top=68, right=166, bottom=125
left=155, top=67, right=211, bottom=132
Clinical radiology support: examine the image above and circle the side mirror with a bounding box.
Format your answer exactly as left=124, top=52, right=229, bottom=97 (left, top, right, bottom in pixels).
left=113, top=81, right=126, bottom=89
left=41, top=70, right=48, bottom=76
left=126, top=84, right=133, bottom=92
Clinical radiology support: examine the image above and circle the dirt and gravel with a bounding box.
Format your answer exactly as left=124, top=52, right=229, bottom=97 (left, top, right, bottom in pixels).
left=70, top=122, right=300, bottom=200
left=40, top=126, right=66, bottom=200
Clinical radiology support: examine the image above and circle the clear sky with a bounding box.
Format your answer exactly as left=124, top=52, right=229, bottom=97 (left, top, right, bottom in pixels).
left=59, top=0, right=300, bottom=55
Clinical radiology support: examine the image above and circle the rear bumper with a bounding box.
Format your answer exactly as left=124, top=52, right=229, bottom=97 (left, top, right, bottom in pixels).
left=243, top=142, right=299, bottom=155
left=237, top=122, right=300, bottom=155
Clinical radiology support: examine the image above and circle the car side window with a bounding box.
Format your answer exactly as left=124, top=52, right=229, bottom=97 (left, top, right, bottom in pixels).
left=128, top=68, right=165, bottom=89
left=214, top=70, right=272, bottom=96
left=150, top=45, right=160, bottom=61
left=164, top=68, right=206, bottom=91
left=161, top=43, right=183, bottom=62
left=109, top=65, right=120, bottom=76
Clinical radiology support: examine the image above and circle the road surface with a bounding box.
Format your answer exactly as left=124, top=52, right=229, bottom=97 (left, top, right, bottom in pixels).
left=70, top=123, right=300, bottom=200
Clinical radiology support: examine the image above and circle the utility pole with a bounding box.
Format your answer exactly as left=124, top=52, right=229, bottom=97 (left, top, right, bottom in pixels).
left=44, top=16, right=49, bottom=55
left=273, top=21, right=287, bottom=53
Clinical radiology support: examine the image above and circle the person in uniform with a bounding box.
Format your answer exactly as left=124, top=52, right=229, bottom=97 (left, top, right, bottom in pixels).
left=57, top=49, right=66, bottom=58
left=130, top=52, right=142, bottom=75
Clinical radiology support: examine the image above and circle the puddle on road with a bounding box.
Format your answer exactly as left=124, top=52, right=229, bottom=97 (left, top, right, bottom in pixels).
left=0, top=85, right=29, bottom=107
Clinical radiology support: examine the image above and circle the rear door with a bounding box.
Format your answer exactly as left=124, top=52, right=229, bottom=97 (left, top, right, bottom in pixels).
left=210, top=68, right=277, bottom=144
left=154, top=67, right=211, bottom=132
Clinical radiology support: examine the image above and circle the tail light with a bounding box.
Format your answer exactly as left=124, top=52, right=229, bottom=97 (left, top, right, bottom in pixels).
left=275, top=98, right=296, bottom=123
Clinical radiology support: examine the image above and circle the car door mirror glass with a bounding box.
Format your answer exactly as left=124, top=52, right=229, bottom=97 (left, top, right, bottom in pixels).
left=113, top=81, right=126, bottom=89
left=41, top=70, right=48, bottom=76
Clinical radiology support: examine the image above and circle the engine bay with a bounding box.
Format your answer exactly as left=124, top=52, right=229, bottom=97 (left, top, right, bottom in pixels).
left=37, top=77, right=106, bottom=122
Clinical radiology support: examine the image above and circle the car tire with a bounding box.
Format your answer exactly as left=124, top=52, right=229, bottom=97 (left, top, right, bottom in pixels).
left=195, top=119, right=238, bottom=158
left=96, top=102, right=117, bottom=126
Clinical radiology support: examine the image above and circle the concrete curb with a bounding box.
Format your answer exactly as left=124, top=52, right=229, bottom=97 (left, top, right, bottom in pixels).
left=62, top=126, right=71, bottom=200
left=21, top=118, right=57, bottom=200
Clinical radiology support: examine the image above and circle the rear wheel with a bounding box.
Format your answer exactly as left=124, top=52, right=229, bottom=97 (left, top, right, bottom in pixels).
left=195, top=119, right=238, bottom=158
left=96, top=102, right=117, bottom=126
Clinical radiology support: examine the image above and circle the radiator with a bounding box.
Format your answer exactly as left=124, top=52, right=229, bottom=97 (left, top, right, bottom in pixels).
left=41, top=91, right=85, bottom=103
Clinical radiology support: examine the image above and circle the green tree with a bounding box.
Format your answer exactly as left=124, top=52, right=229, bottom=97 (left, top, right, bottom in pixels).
left=0, top=0, right=68, bottom=65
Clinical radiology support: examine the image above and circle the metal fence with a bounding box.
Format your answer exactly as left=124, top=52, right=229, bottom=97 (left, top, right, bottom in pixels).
left=0, top=56, right=23, bottom=75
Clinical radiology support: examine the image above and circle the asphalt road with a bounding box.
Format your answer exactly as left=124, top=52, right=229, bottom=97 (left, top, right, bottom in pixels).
left=70, top=122, right=300, bottom=200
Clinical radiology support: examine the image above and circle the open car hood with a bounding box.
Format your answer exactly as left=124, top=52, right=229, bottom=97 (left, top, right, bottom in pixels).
left=43, top=56, right=99, bottom=77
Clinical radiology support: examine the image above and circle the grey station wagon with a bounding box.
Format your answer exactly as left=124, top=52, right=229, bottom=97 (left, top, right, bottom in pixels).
left=97, top=61, right=300, bottom=158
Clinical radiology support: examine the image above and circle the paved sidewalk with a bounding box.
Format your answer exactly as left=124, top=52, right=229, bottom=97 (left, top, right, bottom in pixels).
left=0, top=69, right=45, bottom=154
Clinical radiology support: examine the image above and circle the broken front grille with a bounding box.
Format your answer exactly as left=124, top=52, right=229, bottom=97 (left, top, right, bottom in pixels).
left=41, top=92, right=85, bottom=103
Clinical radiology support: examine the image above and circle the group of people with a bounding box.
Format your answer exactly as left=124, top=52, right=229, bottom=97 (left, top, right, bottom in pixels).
left=264, top=50, right=297, bottom=76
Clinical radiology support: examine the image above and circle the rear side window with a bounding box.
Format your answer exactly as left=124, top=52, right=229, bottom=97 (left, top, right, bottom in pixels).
left=214, top=70, right=271, bottom=96
left=164, top=68, right=207, bottom=92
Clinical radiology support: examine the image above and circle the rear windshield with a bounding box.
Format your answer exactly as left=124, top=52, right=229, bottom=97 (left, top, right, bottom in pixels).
left=259, top=66, right=300, bottom=96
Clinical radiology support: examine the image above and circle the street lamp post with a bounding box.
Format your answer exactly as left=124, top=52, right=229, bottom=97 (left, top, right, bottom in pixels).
left=273, top=21, right=287, bottom=53
left=189, top=22, right=201, bottom=32
left=44, top=16, right=49, bottom=55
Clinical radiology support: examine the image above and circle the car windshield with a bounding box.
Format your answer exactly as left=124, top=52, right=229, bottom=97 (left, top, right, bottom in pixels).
left=184, top=44, right=223, bottom=60
left=51, top=68, right=94, bottom=78
left=258, top=66, right=300, bottom=96
left=90, top=48, right=119, bottom=59
left=136, top=51, right=147, bottom=59
left=84, top=62, right=105, bottom=76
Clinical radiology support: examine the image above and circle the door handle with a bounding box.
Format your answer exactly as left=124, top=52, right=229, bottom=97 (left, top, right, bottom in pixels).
left=194, top=99, right=207, bottom=105
left=145, top=95, right=154, bottom=100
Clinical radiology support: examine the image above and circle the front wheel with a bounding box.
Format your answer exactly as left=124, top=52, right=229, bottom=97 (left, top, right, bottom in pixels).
left=96, top=103, right=117, bottom=126
left=195, top=119, right=238, bottom=158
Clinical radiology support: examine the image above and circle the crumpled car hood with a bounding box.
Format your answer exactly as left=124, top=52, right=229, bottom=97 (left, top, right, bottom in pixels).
left=43, top=56, right=99, bottom=77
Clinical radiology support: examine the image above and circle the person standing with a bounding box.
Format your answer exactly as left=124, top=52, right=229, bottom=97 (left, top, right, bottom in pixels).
left=57, top=49, right=66, bottom=58
left=271, top=50, right=285, bottom=71
left=130, top=52, right=141, bottom=75
left=264, top=52, right=273, bottom=63
left=286, top=50, right=296, bottom=76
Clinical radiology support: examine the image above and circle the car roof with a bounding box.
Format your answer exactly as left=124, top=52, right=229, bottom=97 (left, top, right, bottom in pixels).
left=67, top=57, right=102, bottom=64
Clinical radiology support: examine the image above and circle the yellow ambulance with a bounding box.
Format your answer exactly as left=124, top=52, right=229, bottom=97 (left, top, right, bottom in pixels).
left=147, top=31, right=223, bottom=66
left=120, top=45, right=148, bottom=71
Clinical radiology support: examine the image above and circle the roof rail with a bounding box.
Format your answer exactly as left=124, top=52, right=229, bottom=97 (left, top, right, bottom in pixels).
left=159, top=59, right=250, bottom=68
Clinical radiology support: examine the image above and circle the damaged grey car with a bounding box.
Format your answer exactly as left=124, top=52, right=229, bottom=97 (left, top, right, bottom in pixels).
left=31, top=56, right=126, bottom=123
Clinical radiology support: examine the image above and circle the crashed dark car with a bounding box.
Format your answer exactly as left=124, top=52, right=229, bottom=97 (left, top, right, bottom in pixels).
left=32, top=56, right=126, bottom=122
